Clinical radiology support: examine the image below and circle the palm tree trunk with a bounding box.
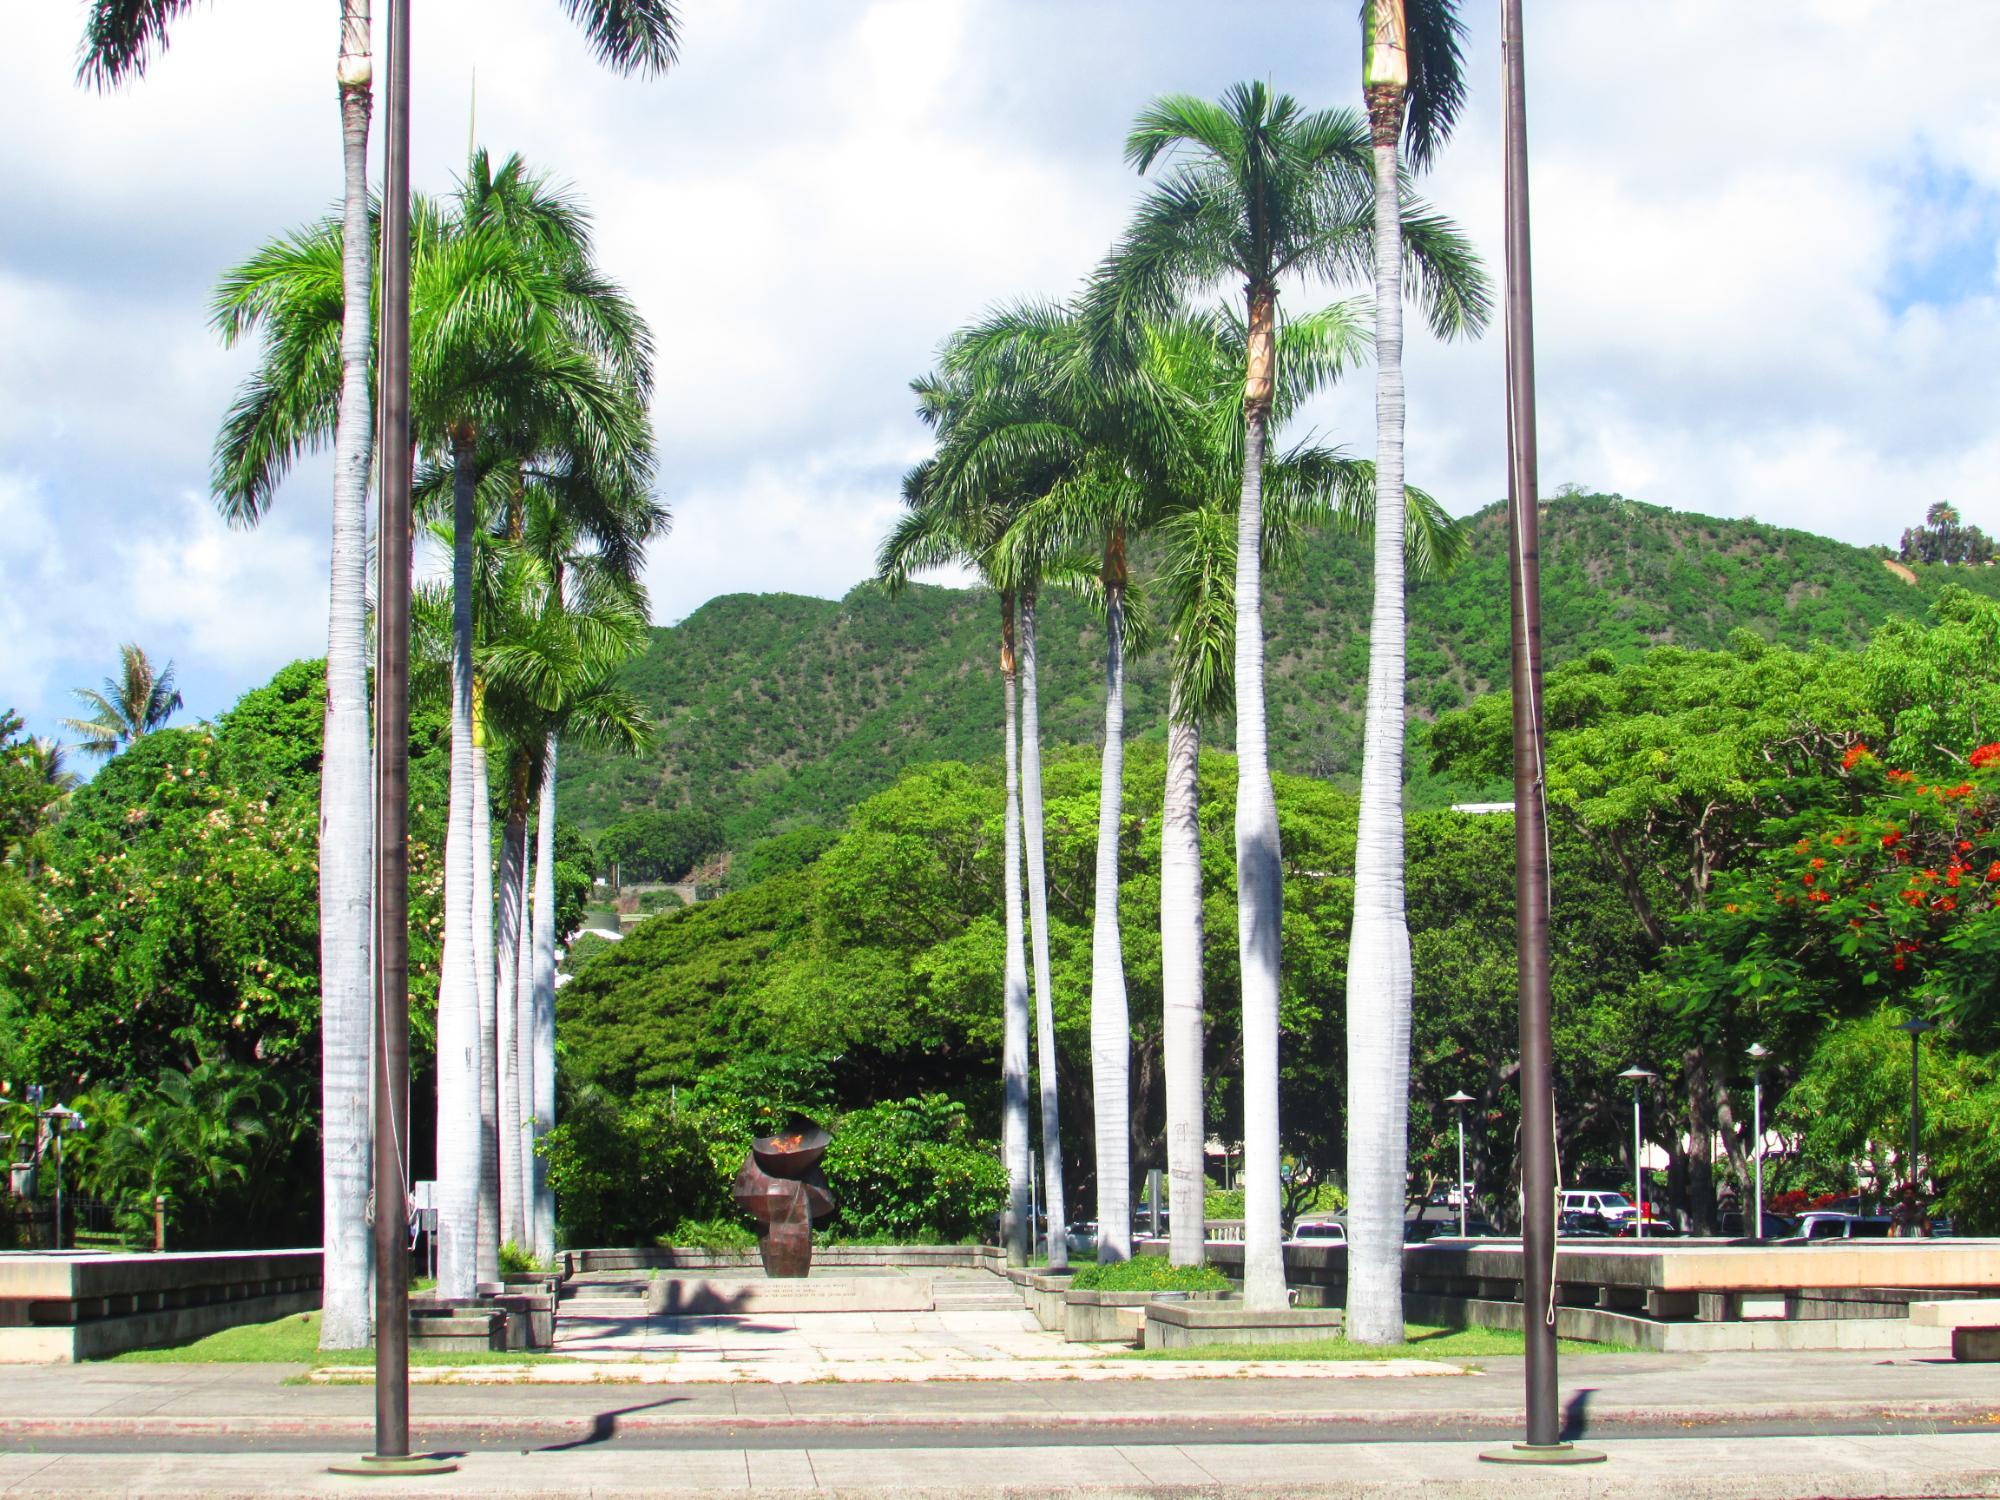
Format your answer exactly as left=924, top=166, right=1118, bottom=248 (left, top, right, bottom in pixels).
left=515, top=792, right=538, bottom=1242
left=471, top=720, right=499, bottom=1286
left=495, top=778, right=528, bottom=1251
left=1160, top=691, right=1206, bottom=1266
left=434, top=429, right=482, bottom=1300
left=1346, top=84, right=1416, bottom=1345
left=1019, top=588, right=1068, bottom=1271
left=530, top=734, right=560, bottom=1261
left=317, top=0, right=375, bottom=1352
left=999, top=591, right=1032, bottom=1268
left=1091, top=527, right=1132, bottom=1264
left=1234, top=291, right=1286, bottom=1310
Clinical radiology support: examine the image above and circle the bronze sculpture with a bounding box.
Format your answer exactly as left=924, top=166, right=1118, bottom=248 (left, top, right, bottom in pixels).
left=731, top=1119, right=834, bottom=1277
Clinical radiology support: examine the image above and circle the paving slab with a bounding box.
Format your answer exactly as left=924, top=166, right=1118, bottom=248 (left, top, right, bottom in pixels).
left=0, top=1435, right=1997, bottom=1496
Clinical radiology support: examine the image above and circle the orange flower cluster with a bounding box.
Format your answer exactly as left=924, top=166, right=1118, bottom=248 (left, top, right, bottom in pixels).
left=1970, top=742, right=2000, bottom=770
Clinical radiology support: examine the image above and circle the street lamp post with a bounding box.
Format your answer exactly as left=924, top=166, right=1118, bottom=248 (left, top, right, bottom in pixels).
left=1446, top=1092, right=1474, bottom=1237
left=41, top=1105, right=81, bottom=1252
left=1894, top=1018, right=1935, bottom=1209
left=1617, top=1068, right=1654, bottom=1239
left=1745, top=1043, right=1770, bottom=1240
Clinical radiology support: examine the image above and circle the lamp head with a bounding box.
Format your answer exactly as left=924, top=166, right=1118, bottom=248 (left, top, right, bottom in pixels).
left=1894, top=1017, right=1936, bottom=1038
left=1445, top=1090, right=1474, bottom=1106
left=1616, top=1066, right=1655, bottom=1084
left=1745, top=1042, right=1771, bottom=1061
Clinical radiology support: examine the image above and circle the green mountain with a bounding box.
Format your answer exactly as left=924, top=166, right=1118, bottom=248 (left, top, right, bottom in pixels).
left=560, top=493, right=1998, bottom=847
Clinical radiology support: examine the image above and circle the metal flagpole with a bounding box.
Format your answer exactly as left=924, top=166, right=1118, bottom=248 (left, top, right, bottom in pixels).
left=1482, top=0, right=1603, bottom=1466
left=332, top=0, right=453, bottom=1476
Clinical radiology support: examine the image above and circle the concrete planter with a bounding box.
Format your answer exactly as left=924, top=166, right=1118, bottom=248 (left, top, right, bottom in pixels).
left=1062, top=1288, right=1229, bottom=1345
left=1025, top=1271, right=1076, bottom=1331
left=407, top=1307, right=507, bottom=1354
left=1142, top=1297, right=1345, bottom=1350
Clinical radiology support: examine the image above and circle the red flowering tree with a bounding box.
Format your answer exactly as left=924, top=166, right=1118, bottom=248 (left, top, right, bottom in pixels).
left=1672, top=743, right=2000, bottom=1039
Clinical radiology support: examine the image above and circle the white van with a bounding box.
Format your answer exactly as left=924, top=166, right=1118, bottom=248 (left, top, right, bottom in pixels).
left=1560, top=1189, right=1635, bottom=1223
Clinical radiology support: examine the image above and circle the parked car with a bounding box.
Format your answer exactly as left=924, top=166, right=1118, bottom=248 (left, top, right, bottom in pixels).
left=1787, top=1212, right=1893, bottom=1242
left=1560, top=1188, right=1638, bottom=1224
left=1558, top=1209, right=1618, bottom=1237
left=1285, top=1217, right=1346, bottom=1247
left=1718, top=1210, right=1797, bottom=1239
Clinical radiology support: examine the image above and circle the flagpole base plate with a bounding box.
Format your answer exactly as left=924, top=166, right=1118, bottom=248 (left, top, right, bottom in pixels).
left=1478, top=1442, right=1607, bottom=1466
left=326, top=1454, right=460, bottom=1477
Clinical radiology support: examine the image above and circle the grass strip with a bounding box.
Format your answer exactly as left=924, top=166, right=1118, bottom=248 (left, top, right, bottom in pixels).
left=105, top=1310, right=572, bottom=1366
left=1120, top=1323, right=1629, bottom=1361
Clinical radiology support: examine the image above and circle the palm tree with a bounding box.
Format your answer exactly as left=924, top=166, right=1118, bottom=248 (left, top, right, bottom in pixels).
left=62, top=645, right=183, bottom=757
left=1350, top=0, right=1473, bottom=1344
left=1089, top=81, right=1488, bottom=1307
left=482, top=471, right=658, bottom=1261
left=432, top=152, right=651, bottom=1296
left=508, top=512, right=656, bottom=1264
left=215, top=162, right=652, bottom=1299
left=1149, top=310, right=1466, bottom=1266
left=877, top=368, right=1044, bottom=1267
left=82, top=0, right=678, bottom=1351
left=949, top=305, right=1193, bottom=1264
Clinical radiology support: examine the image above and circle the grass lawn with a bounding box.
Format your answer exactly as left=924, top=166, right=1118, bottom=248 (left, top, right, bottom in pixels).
left=105, top=1311, right=571, bottom=1367
left=1121, top=1324, right=1629, bottom=1361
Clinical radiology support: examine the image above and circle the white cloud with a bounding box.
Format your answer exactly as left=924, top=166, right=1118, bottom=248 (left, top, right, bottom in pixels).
left=4, top=0, right=2000, bottom=744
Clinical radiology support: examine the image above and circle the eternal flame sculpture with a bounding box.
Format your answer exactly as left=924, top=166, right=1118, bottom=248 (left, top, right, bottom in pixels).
left=731, top=1119, right=834, bottom=1277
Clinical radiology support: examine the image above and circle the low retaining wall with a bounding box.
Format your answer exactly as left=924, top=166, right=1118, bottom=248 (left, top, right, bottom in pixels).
left=0, top=1249, right=322, bottom=1363
left=1403, top=1239, right=2000, bottom=1351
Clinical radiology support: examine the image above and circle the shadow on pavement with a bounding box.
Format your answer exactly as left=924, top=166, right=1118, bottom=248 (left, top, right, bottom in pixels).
left=1561, top=1387, right=1596, bottom=1441
left=536, top=1398, right=689, bottom=1452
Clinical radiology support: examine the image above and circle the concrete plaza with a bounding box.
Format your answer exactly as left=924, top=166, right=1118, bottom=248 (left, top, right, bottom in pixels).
left=5, top=1266, right=2000, bottom=1495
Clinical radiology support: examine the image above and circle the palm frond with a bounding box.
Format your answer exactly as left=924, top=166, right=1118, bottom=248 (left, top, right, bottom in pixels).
left=1401, top=0, right=1470, bottom=172
left=558, top=0, right=680, bottom=75
left=76, top=0, right=201, bottom=89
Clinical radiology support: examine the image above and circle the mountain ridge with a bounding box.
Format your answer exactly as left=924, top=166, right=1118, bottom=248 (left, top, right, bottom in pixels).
left=560, top=494, right=1998, bottom=846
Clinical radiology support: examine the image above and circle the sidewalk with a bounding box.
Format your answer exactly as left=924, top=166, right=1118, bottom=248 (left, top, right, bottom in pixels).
left=2, top=1348, right=1996, bottom=1441
left=3, top=1432, right=1998, bottom=1497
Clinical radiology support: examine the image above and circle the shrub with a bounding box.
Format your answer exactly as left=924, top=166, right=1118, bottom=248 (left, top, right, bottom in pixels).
left=541, top=1089, right=731, bottom=1246
left=499, top=1241, right=550, bottom=1274
left=1070, top=1259, right=1230, bottom=1293
left=820, top=1095, right=1006, bottom=1242
left=661, top=1217, right=756, bottom=1252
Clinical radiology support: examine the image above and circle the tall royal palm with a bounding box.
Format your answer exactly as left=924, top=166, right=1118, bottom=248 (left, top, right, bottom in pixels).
left=910, top=345, right=1090, bottom=1267
left=1148, top=306, right=1464, bottom=1265
left=951, top=304, right=1187, bottom=1264
left=501, top=481, right=658, bottom=1261
left=213, top=167, right=651, bottom=1298
left=61, top=644, right=183, bottom=757
left=878, top=366, right=1061, bottom=1268
left=1349, top=0, right=1473, bottom=1343
left=82, top=0, right=679, bottom=1351
left=1090, top=81, right=1488, bottom=1306
left=430, top=152, right=652, bottom=1290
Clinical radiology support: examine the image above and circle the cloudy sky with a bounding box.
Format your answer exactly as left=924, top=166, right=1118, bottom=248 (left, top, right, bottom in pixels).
left=5, top=0, right=1999, bottom=744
